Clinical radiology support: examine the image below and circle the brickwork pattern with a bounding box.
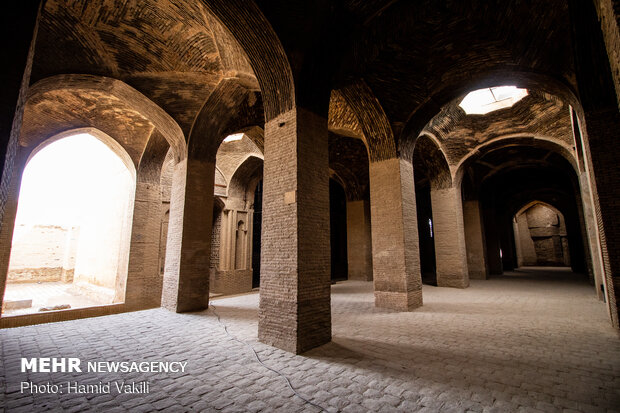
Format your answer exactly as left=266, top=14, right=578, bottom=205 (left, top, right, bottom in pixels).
left=258, top=108, right=331, bottom=354
left=1, top=269, right=619, bottom=412
left=423, top=92, right=575, bottom=168
left=346, top=200, right=373, bottom=281
left=431, top=187, right=470, bottom=288
left=0, top=2, right=38, bottom=242
left=211, top=269, right=253, bottom=295
left=579, top=172, right=607, bottom=300
left=124, top=182, right=163, bottom=311
left=463, top=200, right=489, bottom=280
left=581, top=108, right=620, bottom=328
left=176, top=158, right=214, bottom=312
left=0, top=155, right=27, bottom=312
left=596, top=0, right=620, bottom=108
left=162, top=159, right=215, bottom=313
left=369, top=158, right=423, bottom=310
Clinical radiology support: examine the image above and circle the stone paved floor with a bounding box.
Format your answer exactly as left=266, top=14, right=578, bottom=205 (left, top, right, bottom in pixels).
left=1, top=267, right=619, bottom=412
left=2, top=282, right=104, bottom=316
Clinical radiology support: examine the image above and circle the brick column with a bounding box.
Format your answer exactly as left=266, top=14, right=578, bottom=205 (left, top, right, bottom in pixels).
left=0, top=154, right=26, bottom=311
left=568, top=0, right=620, bottom=326
left=0, top=4, right=40, bottom=312
left=258, top=108, right=331, bottom=354
left=514, top=213, right=537, bottom=266
left=581, top=108, right=620, bottom=327
left=463, top=200, right=489, bottom=280
left=430, top=186, right=469, bottom=288
left=369, top=157, right=423, bottom=310
left=0, top=3, right=40, bottom=229
left=579, top=172, right=606, bottom=300
left=125, top=180, right=163, bottom=310
left=161, top=157, right=214, bottom=312
left=346, top=199, right=373, bottom=281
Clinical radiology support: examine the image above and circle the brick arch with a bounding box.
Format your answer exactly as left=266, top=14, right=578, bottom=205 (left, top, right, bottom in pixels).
left=9, top=74, right=186, bottom=317
left=413, top=134, right=452, bottom=190
left=336, top=81, right=397, bottom=162
left=399, top=70, right=582, bottom=161
left=328, top=90, right=365, bottom=141
left=25, top=127, right=136, bottom=182
left=236, top=126, right=265, bottom=154
left=328, top=133, right=370, bottom=202
left=214, top=196, right=226, bottom=213
left=454, top=134, right=578, bottom=189
left=200, top=0, right=294, bottom=121
left=187, top=76, right=263, bottom=161
left=137, top=130, right=171, bottom=185
left=0, top=126, right=141, bottom=317
left=25, top=74, right=186, bottom=164
left=504, top=191, right=579, bottom=230
left=508, top=195, right=581, bottom=269
left=227, top=155, right=264, bottom=200
left=515, top=200, right=565, bottom=221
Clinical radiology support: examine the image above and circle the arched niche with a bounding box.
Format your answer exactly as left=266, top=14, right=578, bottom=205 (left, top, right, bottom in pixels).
left=3, top=132, right=135, bottom=316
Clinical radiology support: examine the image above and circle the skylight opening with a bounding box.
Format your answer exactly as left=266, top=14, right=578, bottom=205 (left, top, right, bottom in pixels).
left=223, top=133, right=244, bottom=143
left=459, top=86, right=528, bottom=115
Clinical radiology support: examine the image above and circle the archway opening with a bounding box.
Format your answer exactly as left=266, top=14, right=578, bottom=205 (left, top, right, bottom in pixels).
left=413, top=135, right=452, bottom=286
left=330, top=179, right=348, bottom=281
left=208, top=135, right=264, bottom=296
left=416, top=183, right=436, bottom=285
left=2, top=133, right=135, bottom=316
left=513, top=202, right=571, bottom=268
left=252, top=179, right=263, bottom=288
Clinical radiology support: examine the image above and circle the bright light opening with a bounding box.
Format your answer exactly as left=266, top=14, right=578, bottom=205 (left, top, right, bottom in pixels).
left=3, top=133, right=135, bottom=316
left=459, top=86, right=528, bottom=115
left=428, top=218, right=433, bottom=238
left=223, top=133, right=244, bottom=143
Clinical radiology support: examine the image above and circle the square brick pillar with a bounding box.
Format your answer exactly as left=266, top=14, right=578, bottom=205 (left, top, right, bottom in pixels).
left=430, top=186, right=469, bottom=288
left=258, top=108, right=331, bottom=354
left=0, top=4, right=40, bottom=312
left=581, top=108, right=620, bottom=327
left=0, top=154, right=26, bottom=311
left=463, top=200, right=489, bottom=280
left=346, top=199, right=373, bottom=281
left=579, top=172, right=606, bottom=301
left=161, top=157, right=214, bottom=313
left=369, top=158, right=423, bottom=311
left=125, top=180, right=163, bottom=310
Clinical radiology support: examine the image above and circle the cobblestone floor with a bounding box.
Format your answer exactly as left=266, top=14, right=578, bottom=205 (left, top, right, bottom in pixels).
left=1, top=267, right=619, bottom=412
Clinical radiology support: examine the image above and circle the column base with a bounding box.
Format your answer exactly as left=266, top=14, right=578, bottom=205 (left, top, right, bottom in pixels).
left=258, top=297, right=331, bottom=354
left=349, top=273, right=374, bottom=282
left=437, top=276, right=469, bottom=289
left=468, top=270, right=488, bottom=280
left=374, top=290, right=423, bottom=311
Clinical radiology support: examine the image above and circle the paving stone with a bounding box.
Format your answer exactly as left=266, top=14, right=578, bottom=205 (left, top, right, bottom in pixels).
left=1, top=272, right=618, bottom=412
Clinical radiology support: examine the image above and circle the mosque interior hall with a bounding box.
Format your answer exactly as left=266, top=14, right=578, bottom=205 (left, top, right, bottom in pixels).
left=1, top=1, right=619, bottom=412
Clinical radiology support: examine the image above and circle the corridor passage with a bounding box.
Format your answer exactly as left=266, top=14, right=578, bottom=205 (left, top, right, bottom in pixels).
left=1, top=268, right=618, bottom=412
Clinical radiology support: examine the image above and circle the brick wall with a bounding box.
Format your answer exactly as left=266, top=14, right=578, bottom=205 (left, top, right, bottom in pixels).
left=595, top=0, right=620, bottom=108
left=7, top=224, right=78, bottom=283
